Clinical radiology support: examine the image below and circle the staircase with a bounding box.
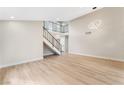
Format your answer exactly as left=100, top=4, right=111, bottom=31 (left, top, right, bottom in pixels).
left=43, top=27, right=62, bottom=56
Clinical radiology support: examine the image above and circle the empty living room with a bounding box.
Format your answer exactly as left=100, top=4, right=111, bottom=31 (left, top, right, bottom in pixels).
left=1, top=7, right=124, bottom=85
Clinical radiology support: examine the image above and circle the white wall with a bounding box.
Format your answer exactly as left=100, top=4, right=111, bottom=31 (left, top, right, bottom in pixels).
left=0, top=21, right=43, bottom=67
left=69, top=8, right=124, bottom=61
left=0, top=27, right=3, bottom=63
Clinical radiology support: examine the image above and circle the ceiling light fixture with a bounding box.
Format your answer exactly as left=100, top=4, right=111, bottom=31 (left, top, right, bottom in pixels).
left=10, top=16, right=15, bottom=19
left=56, top=18, right=60, bottom=20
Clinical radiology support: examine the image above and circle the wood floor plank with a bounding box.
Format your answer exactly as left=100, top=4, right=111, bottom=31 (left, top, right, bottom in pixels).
left=0, top=54, right=124, bottom=85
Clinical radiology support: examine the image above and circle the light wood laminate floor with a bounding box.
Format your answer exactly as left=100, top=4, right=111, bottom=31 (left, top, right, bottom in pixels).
left=0, top=54, right=124, bottom=85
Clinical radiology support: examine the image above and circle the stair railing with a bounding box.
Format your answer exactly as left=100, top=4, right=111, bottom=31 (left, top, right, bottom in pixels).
left=43, top=27, right=62, bottom=54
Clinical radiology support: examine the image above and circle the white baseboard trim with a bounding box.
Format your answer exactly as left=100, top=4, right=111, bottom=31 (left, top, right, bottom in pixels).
left=69, top=52, right=124, bottom=62
left=43, top=53, right=54, bottom=56
left=0, top=57, right=43, bottom=68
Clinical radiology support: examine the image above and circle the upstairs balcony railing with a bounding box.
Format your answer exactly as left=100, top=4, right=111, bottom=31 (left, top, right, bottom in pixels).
left=43, top=21, right=68, bottom=33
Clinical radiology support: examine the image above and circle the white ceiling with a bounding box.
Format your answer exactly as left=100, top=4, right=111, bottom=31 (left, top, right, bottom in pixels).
left=0, top=7, right=102, bottom=21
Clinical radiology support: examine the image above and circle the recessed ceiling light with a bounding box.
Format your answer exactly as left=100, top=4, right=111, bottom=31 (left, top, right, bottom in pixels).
left=10, top=16, right=15, bottom=19
left=56, top=18, right=60, bottom=20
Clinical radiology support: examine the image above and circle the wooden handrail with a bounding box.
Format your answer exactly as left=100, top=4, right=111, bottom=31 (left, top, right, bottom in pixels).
left=43, top=27, right=61, bottom=46
left=43, top=27, right=62, bottom=53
